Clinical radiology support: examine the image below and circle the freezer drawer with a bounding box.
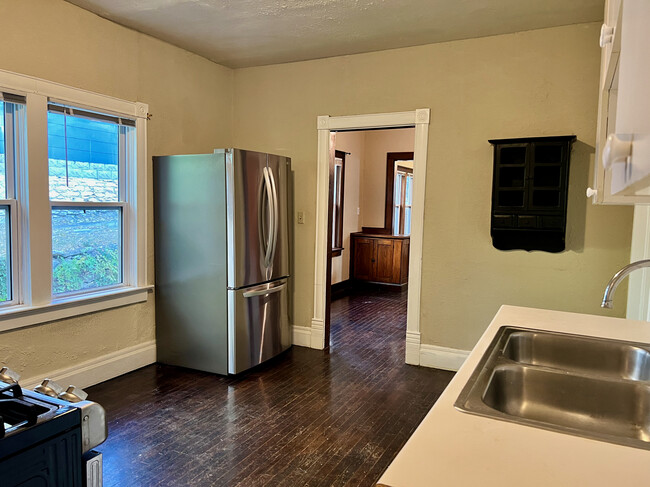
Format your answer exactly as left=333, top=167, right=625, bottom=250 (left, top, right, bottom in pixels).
left=228, top=279, right=291, bottom=374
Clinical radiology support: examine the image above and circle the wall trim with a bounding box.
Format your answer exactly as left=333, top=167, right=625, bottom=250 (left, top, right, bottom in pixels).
left=292, top=325, right=312, bottom=348
left=0, top=286, right=152, bottom=333
left=627, top=205, right=650, bottom=320
left=310, top=319, right=326, bottom=349
left=331, top=279, right=352, bottom=300
left=419, top=343, right=470, bottom=372
left=312, top=109, right=431, bottom=353
left=22, top=340, right=157, bottom=390
left=0, top=68, right=148, bottom=119
left=405, top=330, right=421, bottom=365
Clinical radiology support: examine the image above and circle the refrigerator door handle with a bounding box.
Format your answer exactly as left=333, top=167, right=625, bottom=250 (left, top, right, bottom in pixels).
left=268, top=167, right=279, bottom=265
left=242, top=281, right=286, bottom=298
left=261, top=167, right=274, bottom=268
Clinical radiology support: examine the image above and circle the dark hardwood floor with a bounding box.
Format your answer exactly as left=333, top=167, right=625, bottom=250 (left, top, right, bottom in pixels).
left=87, top=285, right=454, bottom=486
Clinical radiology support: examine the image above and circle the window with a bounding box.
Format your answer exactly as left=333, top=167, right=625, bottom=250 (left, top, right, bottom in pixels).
left=0, top=69, right=148, bottom=330
left=48, top=106, right=133, bottom=295
left=393, top=165, right=413, bottom=235
left=331, top=150, right=346, bottom=256
left=0, top=95, right=25, bottom=304
left=378, top=152, right=414, bottom=235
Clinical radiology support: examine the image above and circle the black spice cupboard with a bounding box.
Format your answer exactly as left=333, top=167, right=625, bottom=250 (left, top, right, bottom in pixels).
left=488, top=136, right=576, bottom=253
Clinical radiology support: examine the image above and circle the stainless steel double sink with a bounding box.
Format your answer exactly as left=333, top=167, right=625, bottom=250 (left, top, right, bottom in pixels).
left=455, top=327, right=650, bottom=450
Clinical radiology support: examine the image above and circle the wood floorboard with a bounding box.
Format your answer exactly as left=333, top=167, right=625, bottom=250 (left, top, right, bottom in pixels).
left=87, top=285, right=454, bottom=486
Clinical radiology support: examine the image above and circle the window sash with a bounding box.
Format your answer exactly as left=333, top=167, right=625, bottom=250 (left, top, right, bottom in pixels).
left=0, top=201, right=18, bottom=306
left=48, top=108, right=126, bottom=205
left=51, top=205, right=124, bottom=297
left=332, top=162, right=343, bottom=248
left=48, top=103, right=132, bottom=295
left=47, top=103, right=135, bottom=127
left=332, top=153, right=346, bottom=251
left=393, top=169, right=414, bottom=236
left=4, top=102, right=17, bottom=200
left=0, top=99, right=25, bottom=307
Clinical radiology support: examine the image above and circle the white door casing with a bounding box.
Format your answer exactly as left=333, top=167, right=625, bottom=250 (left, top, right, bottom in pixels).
left=311, top=109, right=430, bottom=365
left=627, top=204, right=650, bottom=320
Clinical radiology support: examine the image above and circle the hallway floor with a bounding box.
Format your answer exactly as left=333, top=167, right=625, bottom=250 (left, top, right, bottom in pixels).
left=87, top=286, right=454, bottom=486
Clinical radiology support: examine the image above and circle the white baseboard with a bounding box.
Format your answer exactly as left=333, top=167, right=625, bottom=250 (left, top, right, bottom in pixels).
left=405, top=330, right=421, bottom=365
left=294, top=322, right=468, bottom=372
left=292, top=325, right=312, bottom=348
left=310, top=319, right=325, bottom=349
left=419, top=343, right=470, bottom=372
left=22, top=340, right=157, bottom=390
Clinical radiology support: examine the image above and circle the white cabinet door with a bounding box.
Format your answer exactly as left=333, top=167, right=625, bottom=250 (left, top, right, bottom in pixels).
left=610, top=0, right=650, bottom=194
left=591, top=0, right=650, bottom=203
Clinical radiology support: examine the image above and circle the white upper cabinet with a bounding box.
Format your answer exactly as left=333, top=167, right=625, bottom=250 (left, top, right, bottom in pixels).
left=590, top=0, right=650, bottom=204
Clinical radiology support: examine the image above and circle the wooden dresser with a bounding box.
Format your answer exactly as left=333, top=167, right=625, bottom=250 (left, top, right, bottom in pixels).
left=350, top=233, right=410, bottom=286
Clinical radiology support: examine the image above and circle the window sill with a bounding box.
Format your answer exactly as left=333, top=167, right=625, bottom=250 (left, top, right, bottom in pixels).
left=0, top=285, right=154, bottom=333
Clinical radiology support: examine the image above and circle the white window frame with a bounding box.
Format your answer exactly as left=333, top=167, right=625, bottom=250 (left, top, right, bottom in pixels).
left=0, top=98, right=23, bottom=307
left=393, top=166, right=413, bottom=236
left=0, top=68, right=150, bottom=333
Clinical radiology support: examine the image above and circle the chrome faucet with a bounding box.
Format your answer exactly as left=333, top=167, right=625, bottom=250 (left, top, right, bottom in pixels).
left=601, top=259, right=650, bottom=308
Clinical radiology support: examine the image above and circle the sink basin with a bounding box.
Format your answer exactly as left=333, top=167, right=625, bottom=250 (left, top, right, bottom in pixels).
left=503, top=330, right=650, bottom=381
left=455, top=327, right=650, bottom=450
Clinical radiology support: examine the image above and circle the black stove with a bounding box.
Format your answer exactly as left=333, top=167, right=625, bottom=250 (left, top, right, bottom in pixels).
left=1, top=382, right=74, bottom=438
left=0, top=379, right=106, bottom=487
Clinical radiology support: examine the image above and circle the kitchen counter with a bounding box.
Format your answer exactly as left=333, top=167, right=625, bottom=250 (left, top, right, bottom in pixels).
left=378, top=305, right=650, bottom=486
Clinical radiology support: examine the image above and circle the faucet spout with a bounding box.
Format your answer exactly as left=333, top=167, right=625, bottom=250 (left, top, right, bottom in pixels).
left=601, top=259, right=650, bottom=308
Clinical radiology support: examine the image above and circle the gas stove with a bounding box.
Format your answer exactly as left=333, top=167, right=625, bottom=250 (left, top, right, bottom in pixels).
left=0, top=372, right=107, bottom=487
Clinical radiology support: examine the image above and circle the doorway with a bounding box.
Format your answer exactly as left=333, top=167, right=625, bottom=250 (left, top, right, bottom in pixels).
left=311, top=110, right=430, bottom=365
left=328, top=130, right=414, bottom=354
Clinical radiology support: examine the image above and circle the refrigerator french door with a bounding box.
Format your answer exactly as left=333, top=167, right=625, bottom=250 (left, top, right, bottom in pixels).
left=153, top=149, right=291, bottom=375
left=223, top=149, right=290, bottom=288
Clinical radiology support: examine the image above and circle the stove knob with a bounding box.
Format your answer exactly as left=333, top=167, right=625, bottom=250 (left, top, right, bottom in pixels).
left=58, top=385, right=88, bottom=403
left=0, top=366, right=20, bottom=384
left=34, top=378, right=64, bottom=398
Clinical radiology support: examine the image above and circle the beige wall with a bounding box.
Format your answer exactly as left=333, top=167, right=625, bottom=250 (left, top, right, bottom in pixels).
left=233, top=23, right=634, bottom=351
left=331, top=132, right=363, bottom=284
left=0, top=0, right=233, bottom=379
left=0, top=3, right=635, bottom=377
left=361, top=128, right=415, bottom=228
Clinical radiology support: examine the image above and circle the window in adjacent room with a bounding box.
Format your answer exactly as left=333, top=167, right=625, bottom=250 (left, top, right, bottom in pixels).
left=393, top=165, right=413, bottom=236
left=331, top=150, right=346, bottom=256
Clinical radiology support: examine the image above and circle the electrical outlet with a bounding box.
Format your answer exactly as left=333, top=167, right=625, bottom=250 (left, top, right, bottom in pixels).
left=297, top=211, right=305, bottom=224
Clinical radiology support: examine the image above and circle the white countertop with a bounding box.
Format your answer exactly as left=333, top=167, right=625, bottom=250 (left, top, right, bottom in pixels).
left=378, top=305, right=650, bottom=487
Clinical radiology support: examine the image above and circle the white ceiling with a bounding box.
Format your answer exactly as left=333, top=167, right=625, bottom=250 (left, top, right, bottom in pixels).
left=65, top=0, right=604, bottom=69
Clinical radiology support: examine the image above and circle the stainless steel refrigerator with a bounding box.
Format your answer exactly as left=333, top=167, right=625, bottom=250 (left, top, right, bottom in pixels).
left=153, top=148, right=291, bottom=374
